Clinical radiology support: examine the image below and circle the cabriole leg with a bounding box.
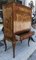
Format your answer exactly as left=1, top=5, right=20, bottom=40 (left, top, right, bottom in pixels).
left=28, top=37, right=30, bottom=46
left=4, top=38, right=7, bottom=51
left=12, top=42, right=16, bottom=58
left=30, top=37, right=35, bottom=42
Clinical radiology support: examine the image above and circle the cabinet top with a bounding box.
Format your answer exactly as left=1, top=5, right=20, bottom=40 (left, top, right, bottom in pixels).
left=2, top=2, right=32, bottom=10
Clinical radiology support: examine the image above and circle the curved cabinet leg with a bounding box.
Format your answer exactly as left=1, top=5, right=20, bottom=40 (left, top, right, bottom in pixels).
left=4, top=38, right=7, bottom=51
left=12, top=42, right=16, bottom=58
left=28, top=37, right=30, bottom=46
left=30, top=37, right=35, bottom=42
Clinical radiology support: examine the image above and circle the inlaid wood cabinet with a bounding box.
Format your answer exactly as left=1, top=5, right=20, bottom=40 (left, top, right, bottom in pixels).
left=2, top=2, right=32, bottom=58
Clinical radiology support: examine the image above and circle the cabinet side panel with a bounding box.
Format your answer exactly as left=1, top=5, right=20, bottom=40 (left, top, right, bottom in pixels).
left=3, top=4, right=13, bottom=38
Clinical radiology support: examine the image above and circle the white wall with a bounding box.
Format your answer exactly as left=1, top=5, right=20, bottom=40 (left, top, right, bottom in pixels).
left=20, top=0, right=35, bottom=6
left=25, top=0, right=35, bottom=6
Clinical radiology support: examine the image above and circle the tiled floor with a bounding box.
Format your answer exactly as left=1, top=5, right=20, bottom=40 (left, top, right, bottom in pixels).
left=0, top=40, right=36, bottom=60
left=0, top=24, right=36, bottom=60
left=28, top=50, right=36, bottom=60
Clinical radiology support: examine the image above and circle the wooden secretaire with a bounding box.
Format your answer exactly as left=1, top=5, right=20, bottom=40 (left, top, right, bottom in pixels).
left=2, top=2, right=32, bottom=58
